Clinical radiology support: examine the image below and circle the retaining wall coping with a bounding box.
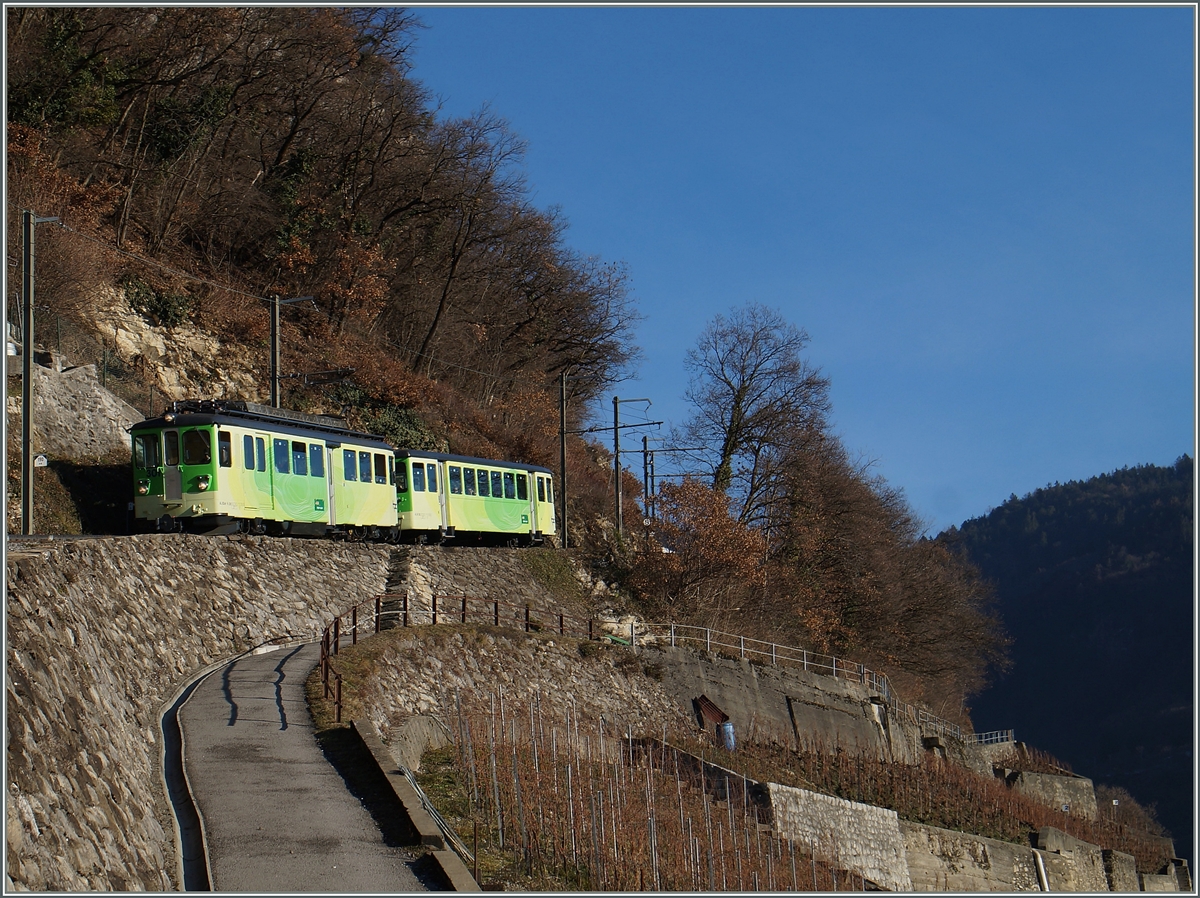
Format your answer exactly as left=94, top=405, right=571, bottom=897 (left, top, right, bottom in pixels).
left=350, top=719, right=480, bottom=892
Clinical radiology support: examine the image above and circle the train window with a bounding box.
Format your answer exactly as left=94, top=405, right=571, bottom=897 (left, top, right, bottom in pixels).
left=256, top=438, right=267, bottom=472
left=218, top=432, right=232, bottom=467
left=449, top=466, right=463, bottom=494
left=359, top=451, right=371, bottom=483
left=292, top=441, right=308, bottom=476
left=491, top=471, right=503, bottom=497
left=503, top=472, right=516, bottom=499
left=274, top=439, right=289, bottom=474
left=546, top=479, right=553, bottom=504
left=426, top=463, right=438, bottom=493
left=463, top=467, right=476, bottom=496
left=344, top=449, right=357, bottom=481
left=388, top=456, right=395, bottom=486
left=243, top=435, right=255, bottom=470
left=374, top=454, right=387, bottom=484
left=516, top=474, right=528, bottom=501
left=412, top=463, right=426, bottom=492
left=165, top=431, right=180, bottom=466
left=310, top=444, right=325, bottom=478
left=184, top=430, right=212, bottom=465
left=395, top=463, right=407, bottom=492
left=134, top=434, right=161, bottom=469
left=477, top=469, right=490, bottom=497
left=537, top=477, right=546, bottom=503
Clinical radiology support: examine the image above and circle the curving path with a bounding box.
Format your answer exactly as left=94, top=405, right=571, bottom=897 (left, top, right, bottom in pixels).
left=177, top=642, right=429, bottom=892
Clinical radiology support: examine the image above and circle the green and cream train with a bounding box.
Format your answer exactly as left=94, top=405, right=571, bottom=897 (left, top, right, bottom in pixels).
left=130, top=400, right=557, bottom=544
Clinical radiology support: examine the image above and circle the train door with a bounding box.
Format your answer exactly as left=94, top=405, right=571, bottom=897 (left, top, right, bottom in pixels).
left=163, top=430, right=182, bottom=502
left=239, top=433, right=259, bottom=511
left=326, top=446, right=337, bottom=524
left=252, top=433, right=272, bottom=511
left=437, top=461, right=449, bottom=532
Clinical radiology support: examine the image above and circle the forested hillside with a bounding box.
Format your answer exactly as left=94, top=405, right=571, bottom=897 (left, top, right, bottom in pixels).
left=6, top=7, right=635, bottom=544
left=948, top=457, right=1194, bottom=860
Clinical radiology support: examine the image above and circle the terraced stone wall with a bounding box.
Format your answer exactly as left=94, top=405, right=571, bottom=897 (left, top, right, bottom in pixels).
left=5, top=535, right=392, bottom=891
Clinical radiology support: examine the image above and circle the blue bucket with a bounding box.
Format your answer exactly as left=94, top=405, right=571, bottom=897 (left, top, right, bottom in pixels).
left=719, top=721, right=736, bottom=751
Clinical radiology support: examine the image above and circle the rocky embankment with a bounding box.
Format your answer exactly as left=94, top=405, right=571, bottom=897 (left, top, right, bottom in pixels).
left=5, top=535, right=392, bottom=891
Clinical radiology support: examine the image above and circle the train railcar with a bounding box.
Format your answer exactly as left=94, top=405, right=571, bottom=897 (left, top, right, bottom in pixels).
left=395, top=450, right=557, bottom=545
left=130, top=400, right=398, bottom=537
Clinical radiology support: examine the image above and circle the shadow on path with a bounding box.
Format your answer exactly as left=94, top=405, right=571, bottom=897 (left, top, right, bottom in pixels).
left=273, top=646, right=303, bottom=730
left=162, top=676, right=213, bottom=891
left=314, top=727, right=447, bottom=890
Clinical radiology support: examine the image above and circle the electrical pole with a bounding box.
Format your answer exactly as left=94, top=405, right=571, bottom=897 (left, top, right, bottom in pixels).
left=559, top=371, right=568, bottom=549
left=613, top=396, right=621, bottom=534
left=642, top=436, right=650, bottom=522
left=270, top=294, right=280, bottom=408
left=612, top=396, right=651, bottom=535
left=269, top=295, right=313, bottom=409
left=20, top=210, right=57, bottom=536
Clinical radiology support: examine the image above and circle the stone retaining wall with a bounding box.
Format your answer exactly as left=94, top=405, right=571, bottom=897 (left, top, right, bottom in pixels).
left=902, top=820, right=1043, bottom=891
left=768, top=783, right=912, bottom=891
left=344, top=626, right=696, bottom=752
left=1013, top=770, right=1099, bottom=820
left=5, top=535, right=393, bottom=891
left=389, top=546, right=582, bottom=625
left=6, top=362, right=141, bottom=460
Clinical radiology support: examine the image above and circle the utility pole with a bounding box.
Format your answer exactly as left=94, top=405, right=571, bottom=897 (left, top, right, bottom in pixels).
left=559, top=371, right=568, bottom=549
left=612, top=396, right=651, bottom=535
left=270, top=294, right=280, bottom=408
left=269, top=295, right=313, bottom=408
left=613, top=396, right=621, bottom=534
left=20, top=210, right=58, bottom=536
left=642, top=436, right=651, bottom=522
left=643, top=434, right=662, bottom=518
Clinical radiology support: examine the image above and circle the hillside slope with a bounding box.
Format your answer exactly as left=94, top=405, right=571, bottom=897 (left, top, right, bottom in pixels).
left=949, top=458, right=1194, bottom=860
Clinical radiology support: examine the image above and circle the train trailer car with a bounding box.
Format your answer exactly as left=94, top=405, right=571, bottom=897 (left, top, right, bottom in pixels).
left=396, top=450, right=557, bottom=545
left=130, top=400, right=398, bottom=537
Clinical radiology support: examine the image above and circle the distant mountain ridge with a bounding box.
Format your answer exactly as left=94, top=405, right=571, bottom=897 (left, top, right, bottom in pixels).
left=946, top=456, right=1194, bottom=862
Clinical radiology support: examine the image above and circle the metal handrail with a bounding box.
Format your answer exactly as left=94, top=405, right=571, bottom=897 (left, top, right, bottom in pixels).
left=315, top=592, right=1006, bottom=747
left=970, top=729, right=1016, bottom=745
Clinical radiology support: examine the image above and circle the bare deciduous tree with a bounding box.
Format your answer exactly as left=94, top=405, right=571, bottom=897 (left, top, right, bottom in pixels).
left=681, top=302, right=830, bottom=525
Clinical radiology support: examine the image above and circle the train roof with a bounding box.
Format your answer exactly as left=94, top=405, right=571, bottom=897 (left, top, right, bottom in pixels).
left=130, top=399, right=393, bottom=448
left=130, top=401, right=554, bottom=474
left=395, top=449, right=554, bottom=476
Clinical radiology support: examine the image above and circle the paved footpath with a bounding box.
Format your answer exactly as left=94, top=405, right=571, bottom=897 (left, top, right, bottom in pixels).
left=179, top=642, right=429, bottom=892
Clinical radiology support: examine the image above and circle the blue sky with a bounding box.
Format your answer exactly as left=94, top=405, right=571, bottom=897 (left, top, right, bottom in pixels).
left=409, top=5, right=1196, bottom=535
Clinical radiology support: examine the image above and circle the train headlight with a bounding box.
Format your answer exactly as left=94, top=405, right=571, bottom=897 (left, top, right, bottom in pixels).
left=137, top=480, right=150, bottom=495
left=197, top=475, right=211, bottom=491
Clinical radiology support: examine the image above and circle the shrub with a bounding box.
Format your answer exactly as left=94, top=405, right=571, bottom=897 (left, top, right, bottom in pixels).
left=123, top=275, right=191, bottom=327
